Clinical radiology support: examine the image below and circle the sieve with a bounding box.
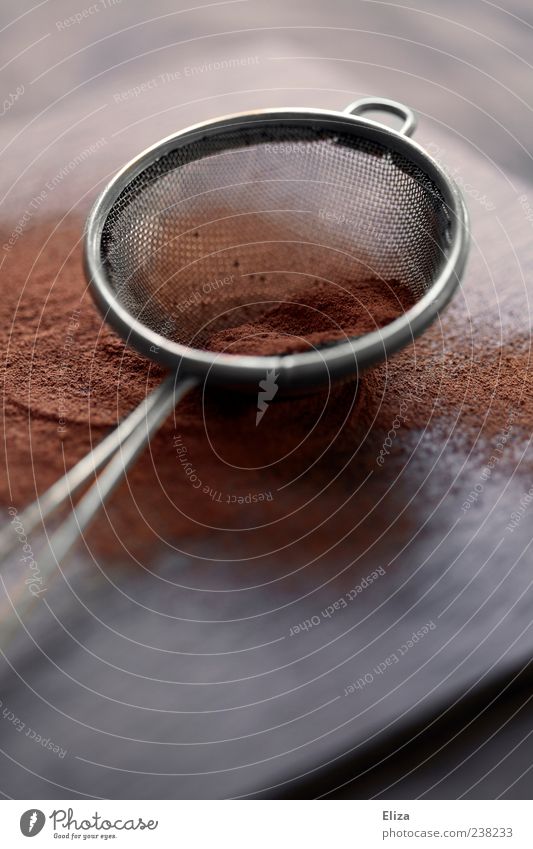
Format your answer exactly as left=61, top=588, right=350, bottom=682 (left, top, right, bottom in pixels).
left=0, top=97, right=469, bottom=568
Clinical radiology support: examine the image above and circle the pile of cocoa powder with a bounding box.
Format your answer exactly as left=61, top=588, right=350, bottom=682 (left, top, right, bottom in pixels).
left=0, top=214, right=530, bottom=559
left=206, top=278, right=412, bottom=355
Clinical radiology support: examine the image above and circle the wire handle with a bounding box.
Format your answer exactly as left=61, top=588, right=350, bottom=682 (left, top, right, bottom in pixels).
left=0, top=375, right=196, bottom=570
left=344, top=97, right=417, bottom=137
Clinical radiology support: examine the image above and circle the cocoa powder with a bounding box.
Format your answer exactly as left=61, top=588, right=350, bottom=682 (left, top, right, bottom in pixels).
left=0, top=213, right=530, bottom=560
left=206, top=277, right=411, bottom=355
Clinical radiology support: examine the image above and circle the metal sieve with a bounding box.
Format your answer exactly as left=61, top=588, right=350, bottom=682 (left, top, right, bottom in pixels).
left=0, top=97, right=469, bottom=568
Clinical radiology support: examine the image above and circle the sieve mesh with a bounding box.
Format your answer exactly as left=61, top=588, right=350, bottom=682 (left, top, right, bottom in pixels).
left=100, top=123, right=452, bottom=353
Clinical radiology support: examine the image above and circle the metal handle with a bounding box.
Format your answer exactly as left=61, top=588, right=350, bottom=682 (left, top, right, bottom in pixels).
left=0, top=374, right=197, bottom=571
left=0, top=376, right=184, bottom=565
left=344, top=97, right=417, bottom=137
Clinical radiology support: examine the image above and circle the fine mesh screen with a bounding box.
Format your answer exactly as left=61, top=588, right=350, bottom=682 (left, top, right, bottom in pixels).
left=101, top=123, right=452, bottom=352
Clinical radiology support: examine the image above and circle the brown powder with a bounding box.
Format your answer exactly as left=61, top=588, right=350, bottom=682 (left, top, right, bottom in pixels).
left=206, top=278, right=411, bottom=355
left=1, top=213, right=531, bottom=561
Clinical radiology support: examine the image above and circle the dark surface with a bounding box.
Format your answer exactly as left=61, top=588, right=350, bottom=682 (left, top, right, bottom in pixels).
left=275, top=664, right=533, bottom=798
left=1, top=0, right=533, bottom=800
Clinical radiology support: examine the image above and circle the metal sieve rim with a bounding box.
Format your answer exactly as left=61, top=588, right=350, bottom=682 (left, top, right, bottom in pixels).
left=84, top=104, right=469, bottom=392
